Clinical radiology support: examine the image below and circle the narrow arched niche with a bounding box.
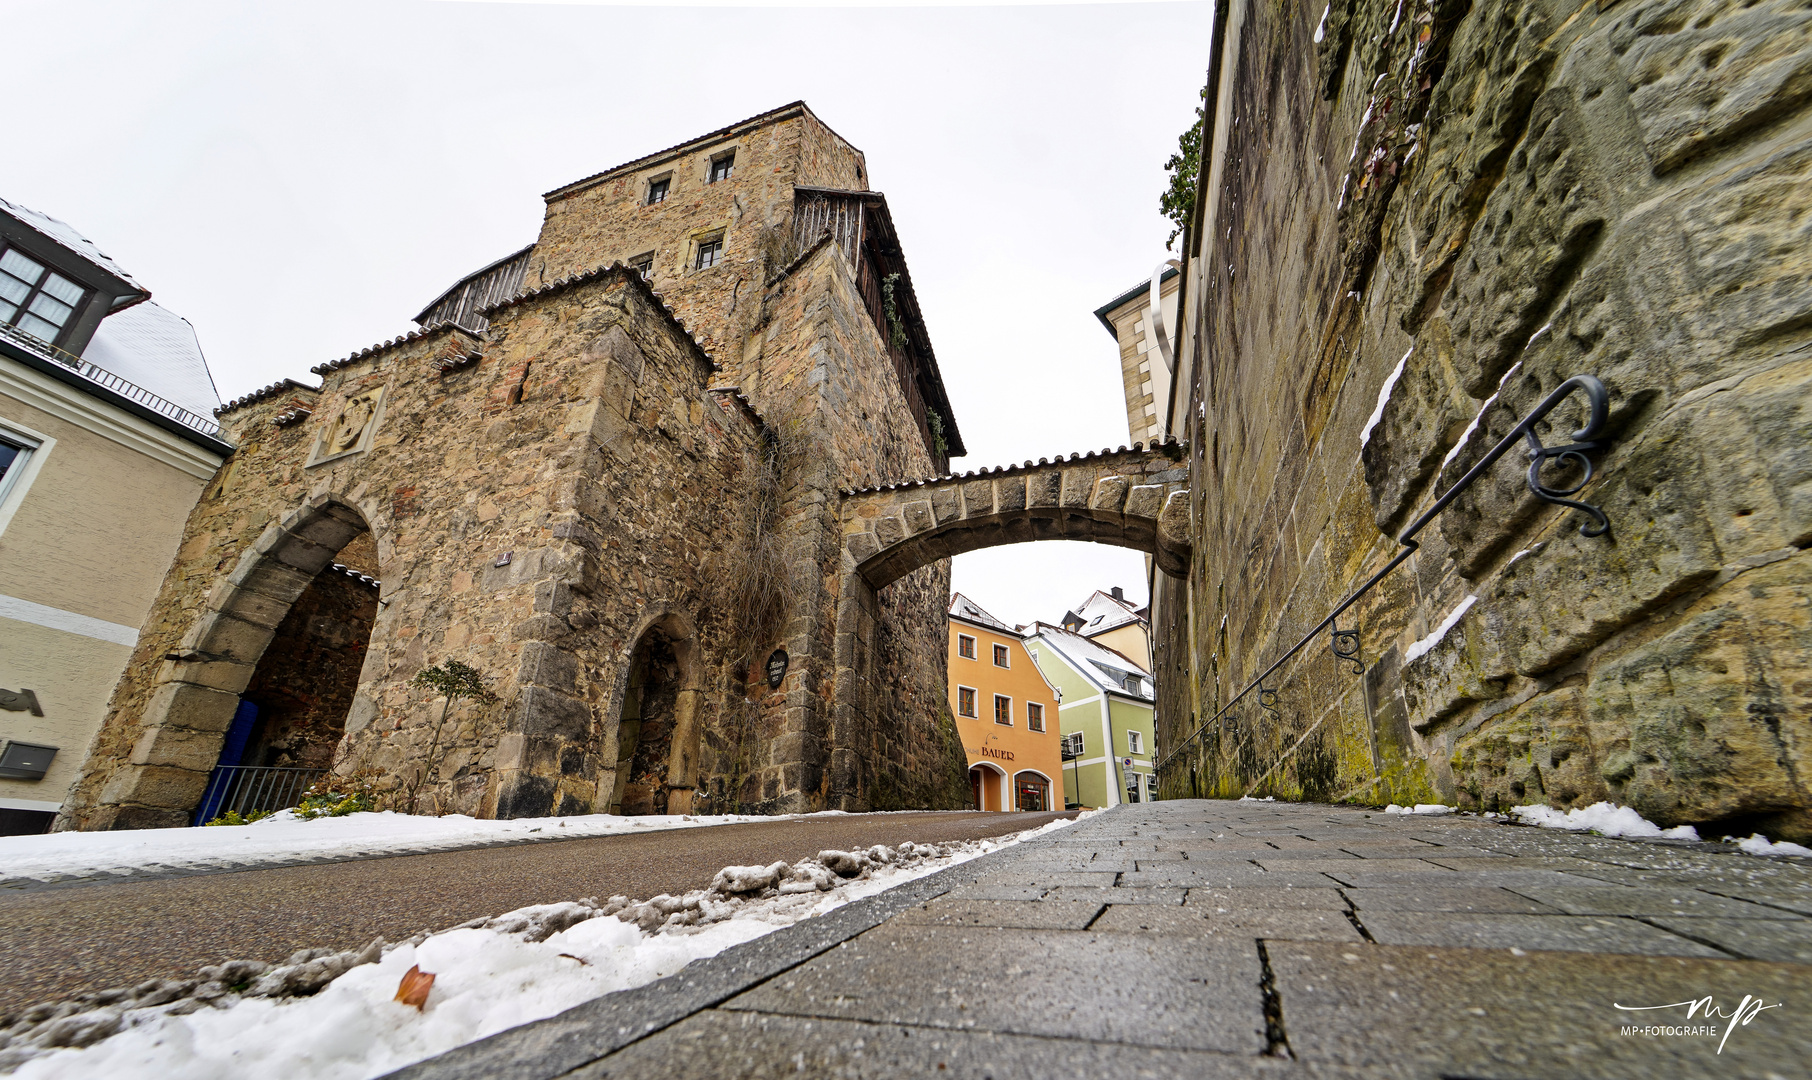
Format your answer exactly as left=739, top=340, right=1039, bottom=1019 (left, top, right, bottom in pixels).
left=609, top=616, right=702, bottom=815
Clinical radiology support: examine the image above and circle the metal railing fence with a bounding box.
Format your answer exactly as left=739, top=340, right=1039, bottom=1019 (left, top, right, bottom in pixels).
left=0, top=321, right=223, bottom=438
left=192, top=765, right=326, bottom=824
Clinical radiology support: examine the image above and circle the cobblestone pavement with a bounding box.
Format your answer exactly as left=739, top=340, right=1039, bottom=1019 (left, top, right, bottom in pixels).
left=397, top=799, right=1812, bottom=1080
left=0, top=811, right=1068, bottom=1018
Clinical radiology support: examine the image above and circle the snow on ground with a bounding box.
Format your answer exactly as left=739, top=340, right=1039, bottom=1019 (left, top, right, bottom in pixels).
left=1385, top=803, right=1454, bottom=815
left=3, top=815, right=1084, bottom=1080
left=0, top=808, right=937, bottom=883
left=1734, top=833, right=1812, bottom=858
left=1512, top=801, right=1700, bottom=840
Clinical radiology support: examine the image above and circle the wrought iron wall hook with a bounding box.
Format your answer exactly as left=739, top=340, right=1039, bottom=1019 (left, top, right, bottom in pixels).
left=1329, top=623, right=1364, bottom=675
left=1520, top=375, right=1611, bottom=537
left=1258, top=687, right=1281, bottom=723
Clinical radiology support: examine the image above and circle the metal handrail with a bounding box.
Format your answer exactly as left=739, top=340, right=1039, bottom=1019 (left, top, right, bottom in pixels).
left=1157, top=374, right=1613, bottom=777
left=192, top=765, right=327, bottom=824
left=0, top=321, right=223, bottom=438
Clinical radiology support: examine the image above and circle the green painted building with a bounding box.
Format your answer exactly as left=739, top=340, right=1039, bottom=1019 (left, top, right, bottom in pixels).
left=1027, top=622, right=1156, bottom=808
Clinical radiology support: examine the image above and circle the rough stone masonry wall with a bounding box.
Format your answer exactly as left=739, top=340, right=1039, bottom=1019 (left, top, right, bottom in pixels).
left=528, top=111, right=867, bottom=360
left=1158, top=0, right=1812, bottom=840
left=60, top=272, right=767, bottom=829
left=749, top=243, right=970, bottom=812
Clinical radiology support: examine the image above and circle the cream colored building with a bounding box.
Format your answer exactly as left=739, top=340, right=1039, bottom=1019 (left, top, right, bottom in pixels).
left=1092, top=265, right=1179, bottom=446
left=0, top=197, right=228, bottom=834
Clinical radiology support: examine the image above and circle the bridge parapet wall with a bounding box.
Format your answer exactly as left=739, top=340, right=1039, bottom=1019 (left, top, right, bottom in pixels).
left=839, top=439, right=1193, bottom=588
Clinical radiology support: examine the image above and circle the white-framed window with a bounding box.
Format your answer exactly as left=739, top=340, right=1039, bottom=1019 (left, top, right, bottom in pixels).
left=1127, top=730, right=1143, bottom=755
left=992, top=643, right=1010, bottom=668
left=957, top=633, right=977, bottom=659
left=1026, top=702, right=1044, bottom=732
left=0, top=429, right=39, bottom=509
left=957, top=686, right=977, bottom=718
left=1125, top=771, right=1142, bottom=803
left=1060, top=731, right=1084, bottom=758
left=994, top=694, right=1011, bottom=726
left=1147, top=773, right=1160, bottom=800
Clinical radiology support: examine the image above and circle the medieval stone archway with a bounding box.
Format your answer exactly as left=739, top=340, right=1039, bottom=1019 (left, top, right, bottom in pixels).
left=824, top=442, right=1191, bottom=812
left=607, top=611, right=705, bottom=816
left=87, top=493, right=378, bottom=829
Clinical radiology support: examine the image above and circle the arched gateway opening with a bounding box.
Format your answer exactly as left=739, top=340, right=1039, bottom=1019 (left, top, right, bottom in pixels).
left=609, top=614, right=704, bottom=815
left=94, top=495, right=378, bottom=829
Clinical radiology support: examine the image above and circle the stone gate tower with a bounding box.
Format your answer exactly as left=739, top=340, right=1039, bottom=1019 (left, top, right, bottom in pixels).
left=59, top=103, right=981, bottom=828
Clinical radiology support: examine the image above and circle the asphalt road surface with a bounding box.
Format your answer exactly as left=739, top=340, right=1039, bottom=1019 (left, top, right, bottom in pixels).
left=0, top=810, right=1070, bottom=1017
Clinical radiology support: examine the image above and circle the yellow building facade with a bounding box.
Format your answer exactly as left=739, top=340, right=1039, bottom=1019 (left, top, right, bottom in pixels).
left=946, top=595, right=1063, bottom=812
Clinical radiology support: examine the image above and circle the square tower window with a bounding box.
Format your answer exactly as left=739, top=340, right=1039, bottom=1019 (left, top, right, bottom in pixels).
left=629, top=252, right=654, bottom=278
left=708, top=152, right=735, bottom=183
left=646, top=178, right=669, bottom=205
left=695, top=237, right=723, bottom=270
left=992, top=643, right=1009, bottom=667
left=0, top=247, right=85, bottom=347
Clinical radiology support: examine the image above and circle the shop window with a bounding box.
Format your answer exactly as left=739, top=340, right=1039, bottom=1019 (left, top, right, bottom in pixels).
left=1015, top=772, right=1050, bottom=812
left=1147, top=773, right=1160, bottom=801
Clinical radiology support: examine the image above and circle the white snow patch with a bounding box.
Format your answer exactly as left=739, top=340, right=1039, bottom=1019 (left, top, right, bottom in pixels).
left=1733, top=834, right=1812, bottom=858
left=1511, top=802, right=1700, bottom=840
left=1314, top=2, right=1330, bottom=42
left=0, top=809, right=941, bottom=884
left=1402, top=595, right=1477, bottom=664
left=9, top=815, right=1087, bottom=1080
left=1358, top=347, right=1413, bottom=453
left=1385, top=804, right=1454, bottom=815
left=1389, top=0, right=1406, bottom=34
left=1439, top=361, right=1522, bottom=474
left=1506, top=544, right=1541, bottom=568
left=1238, top=795, right=1277, bottom=802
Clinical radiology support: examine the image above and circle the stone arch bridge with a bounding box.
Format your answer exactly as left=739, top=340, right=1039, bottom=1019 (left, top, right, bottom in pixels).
left=838, top=440, right=1194, bottom=587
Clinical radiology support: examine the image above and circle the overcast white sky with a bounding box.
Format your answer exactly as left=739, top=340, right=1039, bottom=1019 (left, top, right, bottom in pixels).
left=4, top=0, right=1210, bottom=634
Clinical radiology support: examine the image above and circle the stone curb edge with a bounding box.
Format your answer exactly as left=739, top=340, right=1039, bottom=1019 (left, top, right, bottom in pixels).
left=382, top=808, right=1124, bottom=1080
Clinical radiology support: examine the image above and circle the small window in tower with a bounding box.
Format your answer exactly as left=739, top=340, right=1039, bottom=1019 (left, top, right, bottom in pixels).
left=992, top=643, right=1009, bottom=668
left=629, top=252, right=655, bottom=278
left=695, top=237, right=723, bottom=270
left=646, top=177, right=669, bottom=205
left=708, top=152, right=735, bottom=183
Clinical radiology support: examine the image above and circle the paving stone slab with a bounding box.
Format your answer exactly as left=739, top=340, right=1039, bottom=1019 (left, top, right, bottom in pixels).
left=1643, top=916, right=1812, bottom=964
left=1093, top=904, right=1362, bottom=943
left=892, top=898, right=1105, bottom=930
left=1259, top=858, right=1452, bottom=874
left=1268, top=940, right=1812, bottom=1079
left=1044, top=885, right=1185, bottom=905
left=1342, top=887, right=1561, bottom=914
left=1355, top=912, right=1725, bottom=956
left=1327, top=869, right=1623, bottom=889
left=939, top=883, right=1051, bottom=902
left=1510, top=886, right=1801, bottom=919
left=1120, top=868, right=1344, bottom=888
left=1333, top=845, right=1498, bottom=859
left=568, top=1010, right=1351, bottom=1080
left=723, top=924, right=1268, bottom=1054
left=971, top=870, right=1120, bottom=888
left=1185, top=887, right=1350, bottom=910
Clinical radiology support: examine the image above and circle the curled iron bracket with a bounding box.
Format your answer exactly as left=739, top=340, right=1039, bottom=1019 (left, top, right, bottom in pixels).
left=1258, top=687, right=1281, bottom=723
left=1520, top=373, right=1611, bottom=537
left=1330, top=623, right=1363, bottom=675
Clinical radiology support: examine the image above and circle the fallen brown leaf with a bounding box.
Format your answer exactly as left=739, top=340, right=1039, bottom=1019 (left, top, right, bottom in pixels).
left=394, top=964, right=435, bottom=1009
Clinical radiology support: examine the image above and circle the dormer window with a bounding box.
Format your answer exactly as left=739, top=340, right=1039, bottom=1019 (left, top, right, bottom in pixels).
left=0, top=247, right=85, bottom=347
left=708, top=152, right=735, bottom=183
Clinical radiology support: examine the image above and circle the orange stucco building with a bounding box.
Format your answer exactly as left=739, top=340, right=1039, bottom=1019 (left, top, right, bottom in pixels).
left=947, top=594, right=1063, bottom=812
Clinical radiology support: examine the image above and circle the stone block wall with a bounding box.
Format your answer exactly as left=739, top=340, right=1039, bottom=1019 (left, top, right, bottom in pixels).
left=1158, top=0, right=1812, bottom=840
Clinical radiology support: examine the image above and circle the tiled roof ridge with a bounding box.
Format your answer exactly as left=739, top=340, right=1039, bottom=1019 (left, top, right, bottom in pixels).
left=477, top=261, right=720, bottom=374
left=837, top=437, right=1187, bottom=497
left=216, top=378, right=320, bottom=417
left=309, top=323, right=483, bottom=376
left=543, top=101, right=857, bottom=202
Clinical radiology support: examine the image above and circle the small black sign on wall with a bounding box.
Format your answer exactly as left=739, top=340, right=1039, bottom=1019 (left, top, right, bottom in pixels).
left=766, top=649, right=789, bottom=689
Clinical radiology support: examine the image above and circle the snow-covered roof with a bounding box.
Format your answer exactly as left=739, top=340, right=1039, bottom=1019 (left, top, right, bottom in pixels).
left=949, top=593, right=1015, bottom=635
left=0, top=195, right=144, bottom=295
left=1029, top=622, right=1154, bottom=702
left=81, top=301, right=221, bottom=419
left=1072, top=589, right=1146, bottom=637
